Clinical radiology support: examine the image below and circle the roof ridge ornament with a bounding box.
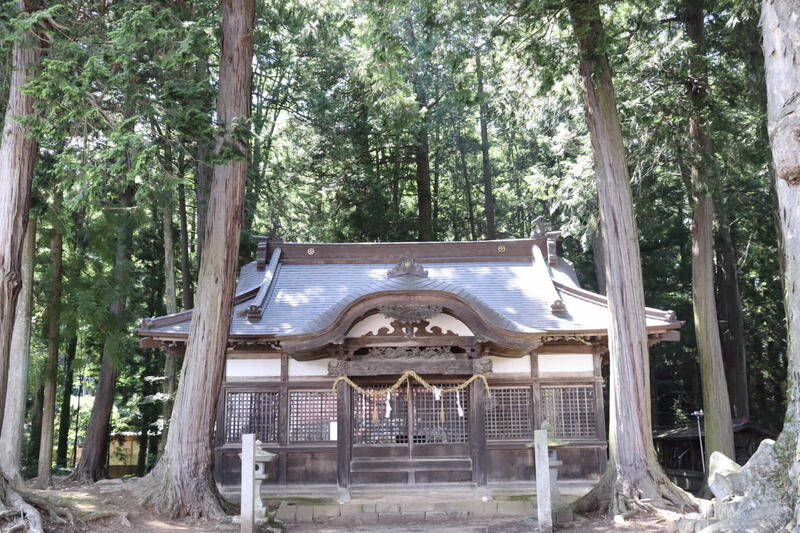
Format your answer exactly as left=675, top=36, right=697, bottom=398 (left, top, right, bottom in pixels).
left=530, top=217, right=561, bottom=265
left=387, top=253, right=428, bottom=278
left=531, top=216, right=549, bottom=238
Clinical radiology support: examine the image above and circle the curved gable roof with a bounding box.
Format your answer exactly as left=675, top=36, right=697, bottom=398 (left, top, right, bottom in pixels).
left=136, top=238, right=681, bottom=342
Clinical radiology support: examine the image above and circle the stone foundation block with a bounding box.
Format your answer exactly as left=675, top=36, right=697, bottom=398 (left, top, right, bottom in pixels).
left=378, top=512, right=404, bottom=524
left=295, top=505, right=313, bottom=522
left=425, top=511, right=448, bottom=521
left=376, top=503, right=401, bottom=513
left=401, top=502, right=436, bottom=513
left=313, top=504, right=341, bottom=520
left=275, top=503, right=296, bottom=522
left=497, top=501, right=533, bottom=516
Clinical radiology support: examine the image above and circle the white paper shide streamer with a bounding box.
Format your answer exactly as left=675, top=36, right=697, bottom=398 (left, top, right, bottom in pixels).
left=385, top=391, right=392, bottom=418
left=456, top=389, right=464, bottom=417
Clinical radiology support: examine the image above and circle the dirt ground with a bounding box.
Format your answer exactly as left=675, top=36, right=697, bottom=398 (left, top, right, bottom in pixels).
left=30, top=479, right=671, bottom=532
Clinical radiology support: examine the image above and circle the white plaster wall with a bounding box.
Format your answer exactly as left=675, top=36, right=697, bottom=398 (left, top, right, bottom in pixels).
left=225, top=358, right=281, bottom=378
left=346, top=313, right=473, bottom=337
left=489, top=355, right=531, bottom=374
left=288, top=358, right=331, bottom=377
left=537, top=354, right=594, bottom=374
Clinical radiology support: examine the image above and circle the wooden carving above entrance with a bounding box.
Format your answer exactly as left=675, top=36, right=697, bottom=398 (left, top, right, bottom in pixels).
left=280, top=292, right=539, bottom=359
left=357, top=345, right=478, bottom=359
left=362, top=319, right=458, bottom=339
left=379, top=303, right=440, bottom=322
left=328, top=355, right=492, bottom=376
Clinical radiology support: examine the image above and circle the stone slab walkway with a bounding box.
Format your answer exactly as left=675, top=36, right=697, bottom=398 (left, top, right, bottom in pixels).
left=284, top=516, right=540, bottom=532
left=276, top=498, right=535, bottom=524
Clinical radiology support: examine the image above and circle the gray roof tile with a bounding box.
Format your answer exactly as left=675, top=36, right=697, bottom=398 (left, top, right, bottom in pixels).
left=143, top=258, right=676, bottom=338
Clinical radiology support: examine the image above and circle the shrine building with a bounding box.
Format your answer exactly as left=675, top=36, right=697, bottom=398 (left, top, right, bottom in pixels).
left=135, top=228, right=680, bottom=496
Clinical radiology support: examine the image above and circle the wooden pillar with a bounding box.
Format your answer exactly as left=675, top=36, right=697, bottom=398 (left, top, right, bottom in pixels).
left=531, top=352, right=543, bottom=429
left=336, top=380, right=351, bottom=496
left=470, top=379, right=488, bottom=487
left=278, top=353, right=288, bottom=485
left=593, top=350, right=608, bottom=472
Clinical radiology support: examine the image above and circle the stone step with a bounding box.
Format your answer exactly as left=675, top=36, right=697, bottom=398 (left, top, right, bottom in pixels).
left=275, top=498, right=536, bottom=524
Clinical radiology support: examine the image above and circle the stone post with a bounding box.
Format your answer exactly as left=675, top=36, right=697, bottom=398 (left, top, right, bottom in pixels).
left=534, top=429, right=552, bottom=533
left=241, top=433, right=256, bottom=533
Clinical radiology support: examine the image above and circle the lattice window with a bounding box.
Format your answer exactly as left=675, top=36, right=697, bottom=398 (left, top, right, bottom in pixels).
left=224, top=391, right=279, bottom=443
left=412, top=383, right=469, bottom=444
left=289, top=391, right=337, bottom=442
left=541, top=386, right=596, bottom=438
left=486, top=386, right=534, bottom=440
left=352, top=386, right=409, bottom=445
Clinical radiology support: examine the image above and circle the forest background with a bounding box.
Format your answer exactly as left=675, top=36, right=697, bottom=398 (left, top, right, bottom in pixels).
left=0, top=0, right=783, bottom=478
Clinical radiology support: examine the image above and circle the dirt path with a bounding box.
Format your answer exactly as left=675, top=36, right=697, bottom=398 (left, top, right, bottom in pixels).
left=36, top=479, right=237, bottom=533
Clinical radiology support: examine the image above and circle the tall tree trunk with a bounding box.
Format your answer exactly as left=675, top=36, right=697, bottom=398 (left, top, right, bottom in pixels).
left=414, top=116, right=434, bottom=241
left=55, top=324, right=77, bottom=467
left=565, top=0, right=694, bottom=514
left=27, top=383, right=44, bottom=474
left=195, top=56, right=213, bottom=265
left=476, top=48, right=496, bottom=240
left=36, top=191, right=64, bottom=488
left=0, top=218, right=35, bottom=482
left=159, top=203, right=177, bottom=454
left=714, top=205, right=750, bottom=420
left=684, top=0, right=735, bottom=462
left=69, top=185, right=134, bottom=483
left=705, top=1, right=800, bottom=529
left=177, top=184, right=193, bottom=309
left=593, top=224, right=607, bottom=294
left=141, top=0, right=254, bottom=518
left=432, top=129, right=440, bottom=236
left=0, top=0, right=41, bottom=429
left=457, top=133, right=477, bottom=241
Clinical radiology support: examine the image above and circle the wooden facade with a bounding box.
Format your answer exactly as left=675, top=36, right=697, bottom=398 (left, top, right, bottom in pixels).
left=137, top=232, right=680, bottom=492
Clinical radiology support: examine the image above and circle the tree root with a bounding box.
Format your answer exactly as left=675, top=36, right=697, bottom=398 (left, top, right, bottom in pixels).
left=137, top=459, right=234, bottom=520
left=613, top=508, right=640, bottom=524
left=570, top=463, right=697, bottom=518
left=5, top=486, right=45, bottom=533
left=80, top=509, right=131, bottom=527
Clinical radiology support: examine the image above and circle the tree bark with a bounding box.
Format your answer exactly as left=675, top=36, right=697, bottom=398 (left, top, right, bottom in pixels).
left=593, top=224, right=607, bottom=294
left=457, top=133, right=477, bottom=241
left=36, top=191, right=64, bottom=488
left=0, top=218, right=35, bottom=481
left=414, top=109, right=434, bottom=241
left=195, top=55, right=213, bottom=265
left=177, top=184, right=193, bottom=309
left=476, top=48, right=496, bottom=240
left=140, top=0, right=254, bottom=518
left=160, top=203, right=177, bottom=454
left=69, top=185, right=134, bottom=483
left=55, top=324, right=77, bottom=467
left=702, top=1, right=800, bottom=529
left=0, top=0, right=41, bottom=428
left=565, top=0, right=694, bottom=514
left=714, top=205, right=750, bottom=420
left=684, top=0, right=735, bottom=462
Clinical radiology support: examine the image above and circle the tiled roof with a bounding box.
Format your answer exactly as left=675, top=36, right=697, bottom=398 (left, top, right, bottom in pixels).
left=138, top=241, right=677, bottom=339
